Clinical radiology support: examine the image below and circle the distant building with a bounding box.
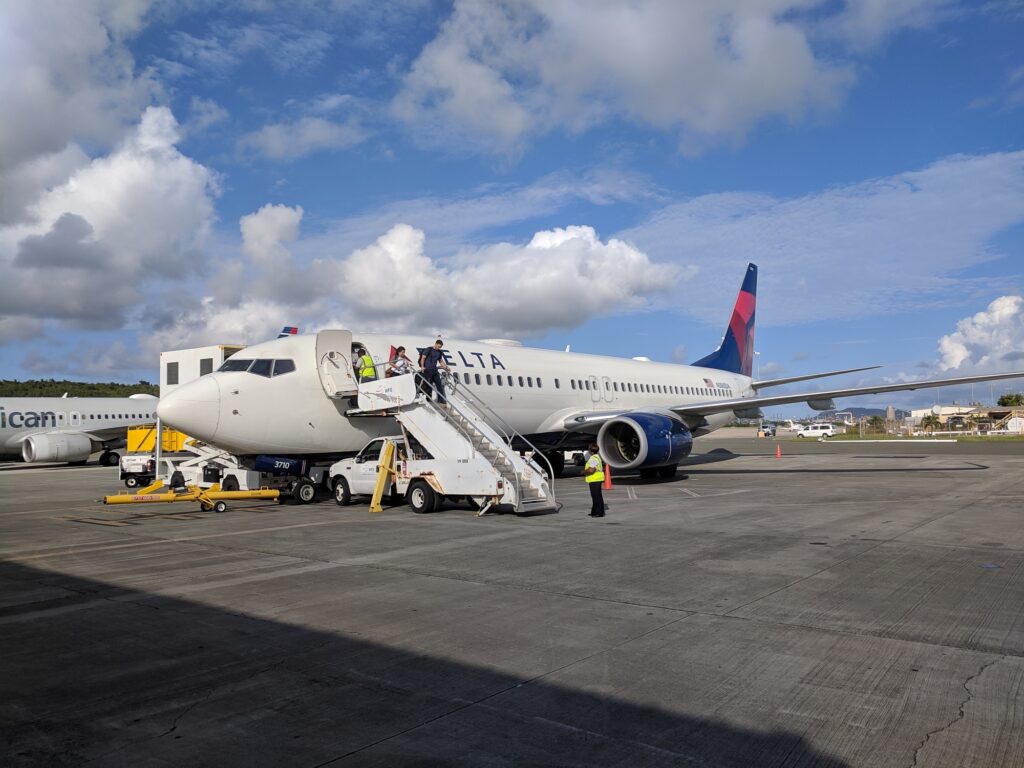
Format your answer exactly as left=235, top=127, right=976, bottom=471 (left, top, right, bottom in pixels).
left=911, top=405, right=1024, bottom=433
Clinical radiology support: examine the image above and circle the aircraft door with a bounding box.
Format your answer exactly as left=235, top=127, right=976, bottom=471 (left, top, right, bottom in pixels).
left=601, top=376, right=614, bottom=403
left=316, top=330, right=356, bottom=398
left=588, top=375, right=601, bottom=404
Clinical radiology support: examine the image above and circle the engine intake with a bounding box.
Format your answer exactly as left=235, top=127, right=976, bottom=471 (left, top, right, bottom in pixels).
left=597, top=412, right=693, bottom=470
left=22, top=433, right=93, bottom=463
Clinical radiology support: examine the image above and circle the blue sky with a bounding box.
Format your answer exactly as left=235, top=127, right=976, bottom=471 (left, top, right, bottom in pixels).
left=1, top=0, right=1023, bottom=415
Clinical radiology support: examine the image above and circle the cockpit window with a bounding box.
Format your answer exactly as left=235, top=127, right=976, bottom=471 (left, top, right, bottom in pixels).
left=249, top=359, right=273, bottom=377
left=219, top=359, right=253, bottom=372
left=272, top=359, right=296, bottom=377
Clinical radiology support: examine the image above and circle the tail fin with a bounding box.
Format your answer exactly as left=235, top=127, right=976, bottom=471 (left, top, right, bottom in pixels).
left=692, top=263, right=757, bottom=377
left=278, top=326, right=300, bottom=338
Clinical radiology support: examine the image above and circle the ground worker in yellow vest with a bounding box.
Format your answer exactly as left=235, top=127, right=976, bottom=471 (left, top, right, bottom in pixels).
left=355, top=347, right=377, bottom=383
left=584, top=442, right=606, bottom=517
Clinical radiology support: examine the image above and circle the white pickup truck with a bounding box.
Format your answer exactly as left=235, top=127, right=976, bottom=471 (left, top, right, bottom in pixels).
left=329, top=434, right=507, bottom=514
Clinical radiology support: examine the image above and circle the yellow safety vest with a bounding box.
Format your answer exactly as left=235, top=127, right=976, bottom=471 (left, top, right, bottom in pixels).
left=585, top=454, right=605, bottom=483
left=359, top=354, right=376, bottom=380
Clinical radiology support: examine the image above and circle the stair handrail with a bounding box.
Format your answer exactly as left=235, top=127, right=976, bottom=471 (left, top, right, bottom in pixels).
left=439, top=371, right=555, bottom=505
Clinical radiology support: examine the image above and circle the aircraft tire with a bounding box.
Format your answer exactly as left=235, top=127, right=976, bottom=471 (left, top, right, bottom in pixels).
left=99, top=451, right=120, bottom=467
left=333, top=476, right=352, bottom=506
left=407, top=480, right=436, bottom=513
left=657, top=465, right=677, bottom=480
left=293, top=478, right=317, bottom=504
left=544, top=451, right=565, bottom=478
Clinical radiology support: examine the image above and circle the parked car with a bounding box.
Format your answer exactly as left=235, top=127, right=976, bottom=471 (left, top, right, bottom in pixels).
left=797, top=424, right=835, bottom=438
left=760, top=424, right=776, bottom=437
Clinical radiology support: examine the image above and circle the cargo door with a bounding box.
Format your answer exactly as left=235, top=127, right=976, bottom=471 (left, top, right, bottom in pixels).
left=316, top=329, right=356, bottom=398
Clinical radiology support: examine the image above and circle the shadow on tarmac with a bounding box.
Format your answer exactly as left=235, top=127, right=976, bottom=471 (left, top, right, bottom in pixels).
left=0, top=559, right=850, bottom=767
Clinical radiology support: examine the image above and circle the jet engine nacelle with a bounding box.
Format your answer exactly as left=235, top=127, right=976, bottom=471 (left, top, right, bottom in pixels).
left=22, top=433, right=93, bottom=463
left=597, top=412, right=693, bottom=470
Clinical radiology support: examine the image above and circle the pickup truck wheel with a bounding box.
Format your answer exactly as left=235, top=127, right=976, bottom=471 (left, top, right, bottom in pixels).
left=408, top=481, right=436, bottom=513
left=124, top=475, right=139, bottom=488
left=293, top=478, right=316, bottom=504
left=334, top=476, right=352, bottom=506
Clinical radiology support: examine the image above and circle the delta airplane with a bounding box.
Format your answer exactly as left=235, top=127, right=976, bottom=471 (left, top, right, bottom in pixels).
left=156, top=264, right=1024, bottom=478
left=0, top=394, right=158, bottom=465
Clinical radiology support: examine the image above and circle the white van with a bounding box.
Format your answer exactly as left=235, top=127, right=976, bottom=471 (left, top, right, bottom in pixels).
left=797, top=424, right=835, bottom=438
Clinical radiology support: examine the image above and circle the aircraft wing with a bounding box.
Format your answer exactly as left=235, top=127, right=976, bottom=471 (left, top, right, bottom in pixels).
left=671, top=370, right=1024, bottom=418
left=562, top=370, right=1024, bottom=430
left=751, top=365, right=882, bottom=389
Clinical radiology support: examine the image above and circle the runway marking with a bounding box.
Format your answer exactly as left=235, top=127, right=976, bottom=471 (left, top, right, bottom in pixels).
left=679, top=488, right=701, bottom=498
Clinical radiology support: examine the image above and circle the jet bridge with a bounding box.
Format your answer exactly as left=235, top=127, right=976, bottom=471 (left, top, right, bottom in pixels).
left=349, top=372, right=557, bottom=515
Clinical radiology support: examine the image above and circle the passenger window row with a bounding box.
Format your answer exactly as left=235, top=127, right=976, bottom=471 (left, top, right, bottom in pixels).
left=217, top=358, right=296, bottom=377
left=567, top=379, right=732, bottom=398
left=86, top=412, right=156, bottom=420
left=451, top=372, right=731, bottom=399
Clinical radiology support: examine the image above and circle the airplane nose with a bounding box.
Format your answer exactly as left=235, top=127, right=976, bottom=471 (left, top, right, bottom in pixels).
left=156, top=376, right=221, bottom=440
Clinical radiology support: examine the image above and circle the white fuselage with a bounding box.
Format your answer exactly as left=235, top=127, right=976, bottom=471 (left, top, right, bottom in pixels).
left=156, top=332, right=752, bottom=457
left=0, top=396, right=159, bottom=458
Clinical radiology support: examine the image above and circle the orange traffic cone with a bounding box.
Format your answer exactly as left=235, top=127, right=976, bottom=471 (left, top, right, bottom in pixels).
left=603, top=465, right=613, bottom=490
left=775, top=444, right=782, bottom=459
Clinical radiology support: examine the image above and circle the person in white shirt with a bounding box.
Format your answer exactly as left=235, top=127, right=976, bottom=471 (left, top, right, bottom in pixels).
left=386, top=346, right=413, bottom=377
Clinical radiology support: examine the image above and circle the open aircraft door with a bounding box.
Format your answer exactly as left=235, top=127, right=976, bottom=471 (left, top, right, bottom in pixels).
left=316, top=329, right=357, bottom=399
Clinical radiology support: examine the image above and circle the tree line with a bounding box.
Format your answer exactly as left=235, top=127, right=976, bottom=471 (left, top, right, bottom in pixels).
left=0, top=380, right=159, bottom=398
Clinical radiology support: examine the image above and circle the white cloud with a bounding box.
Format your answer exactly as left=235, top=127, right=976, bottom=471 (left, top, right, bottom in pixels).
left=146, top=213, right=674, bottom=355
left=820, top=0, right=954, bottom=50
left=618, top=151, right=1024, bottom=326
left=937, top=295, right=1024, bottom=372
left=392, top=0, right=946, bottom=155
left=239, top=116, right=368, bottom=160
left=331, top=223, right=675, bottom=338
left=0, top=107, right=218, bottom=330
left=0, top=0, right=158, bottom=220
left=240, top=203, right=304, bottom=267
left=186, top=96, right=229, bottom=134
left=171, top=22, right=332, bottom=76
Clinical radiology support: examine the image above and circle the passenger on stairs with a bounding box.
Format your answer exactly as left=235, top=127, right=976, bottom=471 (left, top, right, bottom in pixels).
left=386, top=346, right=413, bottom=377
left=419, top=339, right=450, bottom=404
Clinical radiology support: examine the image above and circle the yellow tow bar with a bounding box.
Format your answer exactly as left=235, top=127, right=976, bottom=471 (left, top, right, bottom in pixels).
left=102, top=479, right=280, bottom=513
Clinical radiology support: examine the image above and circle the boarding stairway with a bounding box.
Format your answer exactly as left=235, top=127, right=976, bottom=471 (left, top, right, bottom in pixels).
left=349, top=371, right=556, bottom=514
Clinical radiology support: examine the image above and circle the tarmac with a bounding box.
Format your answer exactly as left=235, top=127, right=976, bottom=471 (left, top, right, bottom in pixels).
left=1, top=438, right=1023, bottom=767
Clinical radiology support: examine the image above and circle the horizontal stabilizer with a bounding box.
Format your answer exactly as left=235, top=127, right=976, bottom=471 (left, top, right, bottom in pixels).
left=752, top=365, right=882, bottom=390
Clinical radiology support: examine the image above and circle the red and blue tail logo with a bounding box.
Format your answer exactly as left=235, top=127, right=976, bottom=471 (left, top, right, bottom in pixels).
left=277, top=326, right=300, bottom=338
left=693, top=264, right=756, bottom=377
